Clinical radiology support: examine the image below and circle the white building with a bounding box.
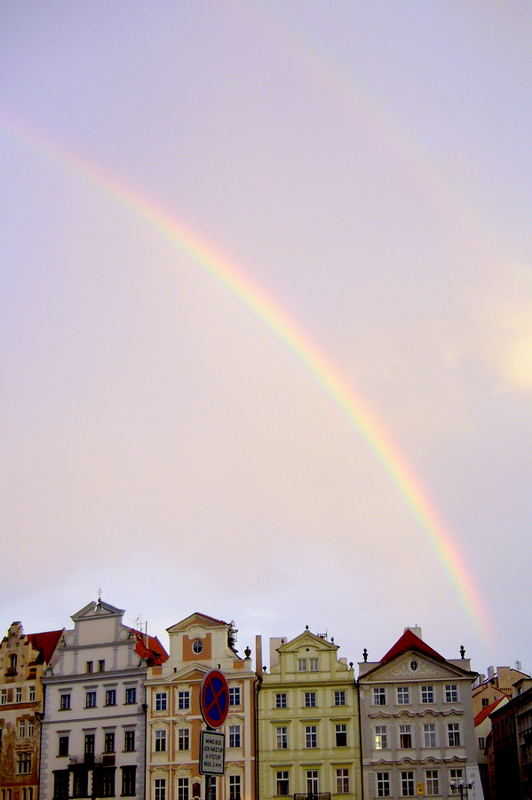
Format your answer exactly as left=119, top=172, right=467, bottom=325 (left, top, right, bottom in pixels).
left=39, top=599, right=167, bottom=800
left=358, top=627, right=484, bottom=800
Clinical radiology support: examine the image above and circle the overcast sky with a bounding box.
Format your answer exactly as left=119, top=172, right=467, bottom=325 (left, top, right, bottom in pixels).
left=1, top=2, right=530, bottom=675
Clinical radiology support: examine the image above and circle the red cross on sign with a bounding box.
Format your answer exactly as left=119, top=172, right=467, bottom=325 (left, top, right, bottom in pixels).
left=200, top=669, right=229, bottom=728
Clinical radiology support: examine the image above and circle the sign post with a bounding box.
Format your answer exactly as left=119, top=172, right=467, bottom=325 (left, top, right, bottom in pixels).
left=199, top=669, right=229, bottom=798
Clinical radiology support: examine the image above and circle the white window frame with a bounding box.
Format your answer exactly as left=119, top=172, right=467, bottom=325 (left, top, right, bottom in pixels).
left=178, top=691, right=190, bottom=710
left=334, top=690, right=346, bottom=706
left=178, top=728, right=189, bottom=751
left=275, top=693, right=287, bottom=709
left=155, top=692, right=167, bottom=711
left=376, top=772, right=390, bottom=798
left=445, top=684, right=459, bottom=703
left=425, top=769, right=439, bottom=796
left=399, top=724, right=412, bottom=748
left=373, top=687, right=386, bottom=705
left=229, top=687, right=240, bottom=706
left=304, top=691, right=316, bottom=707
left=447, top=723, right=461, bottom=747
left=375, top=725, right=388, bottom=750
left=424, top=723, right=437, bottom=748
left=305, top=725, right=317, bottom=748
left=400, top=770, right=415, bottom=797
left=421, top=684, right=434, bottom=703
left=397, top=686, right=410, bottom=705
left=154, top=729, right=167, bottom=752
left=229, top=725, right=241, bottom=748
left=336, top=768, right=349, bottom=794
left=276, top=726, right=288, bottom=749
left=228, top=775, right=241, bottom=800
left=309, top=658, right=319, bottom=671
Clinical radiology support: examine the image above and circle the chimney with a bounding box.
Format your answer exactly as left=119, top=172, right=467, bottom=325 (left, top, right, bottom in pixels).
left=255, top=635, right=263, bottom=676
left=405, top=626, right=423, bottom=640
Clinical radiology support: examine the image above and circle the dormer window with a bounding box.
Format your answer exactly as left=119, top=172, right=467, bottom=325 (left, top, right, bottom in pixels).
left=192, top=640, right=203, bottom=654
left=10, top=654, right=17, bottom=671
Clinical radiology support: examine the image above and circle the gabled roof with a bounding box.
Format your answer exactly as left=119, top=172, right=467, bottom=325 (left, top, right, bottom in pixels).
left=380, top=629, right=446, bottom=664
left=167, top=612, right=229, bottom=632
left=71, top=600, right=125, bottom=621
left=130, top=629, right=168, bottom=666
left=26, top=630, right=64, bottom=664
left=474, top=696, right=507, bottom=727
left=278, top=629, right=338, bottom=653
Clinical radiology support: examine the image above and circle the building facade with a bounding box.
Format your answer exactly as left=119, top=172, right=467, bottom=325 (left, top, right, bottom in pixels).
left=257, top=628, right=362, bottom=800
left=39, top=599, right=167, bottom=800
left=358, top=627, right=483, bottom=800
left=0, top=622, right=63, bottom=800
left=488, top=683, right=532, bottom=800
left=145, top=612, right=256, bottom=800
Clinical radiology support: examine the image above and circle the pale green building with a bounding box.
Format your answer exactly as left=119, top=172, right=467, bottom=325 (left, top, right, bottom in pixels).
left=257, top=628, right=362, bottom=800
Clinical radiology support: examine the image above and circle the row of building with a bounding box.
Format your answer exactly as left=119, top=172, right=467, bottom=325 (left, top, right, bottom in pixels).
left=1, top=599, right=530, bottom=800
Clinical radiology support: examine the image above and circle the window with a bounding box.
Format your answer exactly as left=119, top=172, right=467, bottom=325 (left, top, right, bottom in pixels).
left=58, top=736, right=69, bottom=756
left=15, top=688, right=22, bottom=703
left=481, top=697, right=489, bottom=707
left=309, top=658, right=319, bottom=671
left=400, top=771, right=414, bottom=797
left=178, top=691, right=190, bottom=710
left=375, top=725, right=388, bottom=750
left=85, top=734, right=95, bottom=755
left=18, top=721, right=26, bottom=738
left=178, top=778, right=189, bottom=800
left=155, top=692, right=167, bottom=711
left=376, top=772, right=390, bottom=798
left=276, top=726, right=288, bottom=749
left=86, top=661, right=93, bottom=673
left=229, top=687, right=240, bottom=706
left=334, top=690, right=346, bottom=706
left=73, top=769, right=88, bottom=798
left=154, top=779, right=166, bottom=800
left=450, top=769, right=463, bottom=793
left=424, top=723, right=436, bottom=747
left=27, top=720, right=34, bottom=738
left=104, top=732, right=115, bottom=753
left=228, top=776, right=241, bottom=800
left=16, top=753, right=32, bottom=775
left=29, top=686, right=36, bottom=702
left=98, top=660, right=105, bottom=672
left=448, top=723, right=461, bottom=747
left=479, top=736, right=485, bottom=749
left=297, top=659, right=307, bottom=671
left=125, top=687, right=136, bottom=705
left=275, top=693, right=287, bottom=708
left=192, top=639, right=203, bottom=654
left=426, top=770, right=439, bottom=796
left=336, top=769, right=349, bottom=794
left=397, top=686, right=410, bottom=704
left=445, top=684, right=458, bottom=703
left=421, top=685, right=434, bottom=703
left=0, top=689, right=6, bottom=705
left=373, top=687, right=386, bottom=705
left=335, top=723, right=347, bottom=746
left=305, top=725, right=317, bottom=748
left=399, top=724, right=412, bottom=748
left=306, top=770, right=319, bottom=795
left=178, top=728, right=190, bottom=750
left=304, top=691, right=316, bottom=707
left=122, top=766, right=136, bottom=797
left=124, top=730, right=135, bottom=752
left=229, top=725, right=241, bottom=748
left=101, top=769, right=115, bottom=797
left=106, top=689, right=117, bottom=706
left=86, top=691, right=97, bottom=708
left=10, top=654, right=18, bottom=671
left=276, top=771, right=289, bottom=796
left=54, top=771, right=69, bottom=800
left=155, top=729, right=167, bottom=752
left=60, top=694, right=71, bottom=711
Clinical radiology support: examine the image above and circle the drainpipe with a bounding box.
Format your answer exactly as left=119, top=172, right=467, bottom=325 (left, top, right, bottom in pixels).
left=356, top=676, right=364, bottom=800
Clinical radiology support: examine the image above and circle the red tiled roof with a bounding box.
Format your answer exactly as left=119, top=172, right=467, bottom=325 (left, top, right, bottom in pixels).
left=380, top=629, right=445, bottom=664
left=26, top=630, right=63, bottom=664
left=130, top=630, right=168, bottom=666
left=474, top=697, right=506, bottom=727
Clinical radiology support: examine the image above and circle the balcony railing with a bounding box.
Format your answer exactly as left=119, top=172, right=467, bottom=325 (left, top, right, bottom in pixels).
left=294, top=794, right=331, bottom=800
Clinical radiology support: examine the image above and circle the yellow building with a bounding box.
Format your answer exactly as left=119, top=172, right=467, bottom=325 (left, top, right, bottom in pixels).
left=257, top=628, right=361, bottom=800
left=145, top=612, right=257, bottom=800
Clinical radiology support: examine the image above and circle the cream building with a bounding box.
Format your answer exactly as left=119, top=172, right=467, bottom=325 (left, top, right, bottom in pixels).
left=257, top=628, right=361, bottom=800
left=145, top=612, right=256, bottom=800
left=358, top=627, right=483, bottom=800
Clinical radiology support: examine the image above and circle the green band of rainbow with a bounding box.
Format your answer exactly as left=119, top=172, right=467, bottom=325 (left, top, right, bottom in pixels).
left=1, top=111, right=492, bottom=644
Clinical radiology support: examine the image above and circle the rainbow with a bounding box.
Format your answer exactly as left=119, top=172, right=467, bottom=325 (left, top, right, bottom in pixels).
left=0, top=111, right=492, bottom=643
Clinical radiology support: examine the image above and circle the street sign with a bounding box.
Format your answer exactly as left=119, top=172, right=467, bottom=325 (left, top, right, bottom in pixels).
left=200, top=669, right=229, bottom=728
left=199, top=729, right=225, bottom=775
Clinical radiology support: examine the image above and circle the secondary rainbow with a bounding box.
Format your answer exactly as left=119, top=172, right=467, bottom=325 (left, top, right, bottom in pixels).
left=1, top=112, right=492, bottom=643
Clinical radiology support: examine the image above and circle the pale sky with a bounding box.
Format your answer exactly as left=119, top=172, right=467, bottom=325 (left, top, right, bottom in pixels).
left=1, top=2, right=531, bottom=675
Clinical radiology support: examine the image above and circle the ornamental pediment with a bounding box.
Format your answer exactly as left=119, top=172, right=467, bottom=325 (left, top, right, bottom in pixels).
left=362, top=654, right=465, bottom=682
